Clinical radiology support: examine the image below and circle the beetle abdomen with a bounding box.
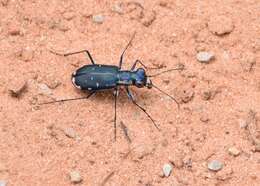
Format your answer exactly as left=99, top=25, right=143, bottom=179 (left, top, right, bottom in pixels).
left=72, top=64, right=119, bottom=90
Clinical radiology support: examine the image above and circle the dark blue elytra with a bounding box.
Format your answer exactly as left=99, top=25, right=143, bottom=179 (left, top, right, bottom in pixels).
left=72, top=64, right=151, bottom=91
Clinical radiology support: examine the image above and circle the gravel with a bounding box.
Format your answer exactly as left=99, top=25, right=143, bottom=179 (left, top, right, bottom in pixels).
left=208, top=160, right=223, bottom=171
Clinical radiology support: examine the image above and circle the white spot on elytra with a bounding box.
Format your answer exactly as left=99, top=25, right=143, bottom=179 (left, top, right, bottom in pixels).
left=71, top=77, right=81, bottom=89
left=99, top=64, right=101, bottom=67
left=72, top=71, right=76, bottom=76
left=88, top=88, right=92, bottom=90
left=96, top=82, right=99, bottom=87
left=91, top=77, right=94, bottom=80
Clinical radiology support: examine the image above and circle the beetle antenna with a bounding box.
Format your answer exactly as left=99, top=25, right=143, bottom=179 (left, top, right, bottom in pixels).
left=39, top=92, right=95, bottom=105
left=147, top=66, right=184, bottom=77
left=152, top=84, right=180, bottom=109
left=122, top=32, right=136, bottom=55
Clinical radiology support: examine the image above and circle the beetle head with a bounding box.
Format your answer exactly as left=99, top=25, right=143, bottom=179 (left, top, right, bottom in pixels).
left=134, top=68, right=152, bottom=89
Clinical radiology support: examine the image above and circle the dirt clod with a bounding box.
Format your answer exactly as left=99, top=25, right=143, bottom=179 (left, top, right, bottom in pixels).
left=8, top=80, right=27, bottom=98
left=228, top=147, right=241, bottom=156
left=208, top=15, right=234, bottom=35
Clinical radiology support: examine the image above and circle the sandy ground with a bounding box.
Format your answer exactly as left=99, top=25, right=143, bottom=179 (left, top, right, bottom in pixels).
left=0, top=0, right=260, bottom=186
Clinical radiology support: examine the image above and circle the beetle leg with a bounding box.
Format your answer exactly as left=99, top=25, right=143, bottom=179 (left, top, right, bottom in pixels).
left=130, top=60, right=162, bottom=71
left=49, top=49, right=95, bottom=65
left=130, top=60, right=149, bottom=71
left=125, top=86, right=160, bottom=131
left=39, top=91, right=96, bottom=105
left=113, top=87, right=119, bottom=141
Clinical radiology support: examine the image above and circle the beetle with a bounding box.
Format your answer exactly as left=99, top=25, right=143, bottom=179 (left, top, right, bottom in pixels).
left=42, top=33, right=183, bottom=140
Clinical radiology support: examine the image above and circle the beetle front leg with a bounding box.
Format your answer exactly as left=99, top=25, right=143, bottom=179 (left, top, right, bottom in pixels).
left=130, top=60, right=161, bottom=71
left=125, top=86, right=160, bottom=131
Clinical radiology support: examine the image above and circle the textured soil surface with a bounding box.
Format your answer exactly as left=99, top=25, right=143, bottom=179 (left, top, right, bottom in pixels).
left=0, top=0, right=260, bottom=186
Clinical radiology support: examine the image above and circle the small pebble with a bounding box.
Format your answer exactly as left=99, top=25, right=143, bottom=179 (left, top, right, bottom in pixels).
left=180, top=88, right=194, bottom=103
left=141, top=10, right=156, bottom=27
left=63, top=11, right=75, bottom=21
left=44, top=75, right=61, bottom=89
left=202, top=91, right=212, bottom=100
left=21, top=47, right=34, bottom=62
left=228, top=147, right=240, bottom=156
left=38, top=83, right=52, bottom=96
left=70, top=170, right=82, bottom=184
left=196, top=51, right=215, bottom=63
left=0, top=180, right=6, bottom=186
left=57, top=20, right=70, bottom=32
left=208, top=15, right=234, bottom=35
left=8, top=23, right=20, bottom=36
left=208, top=160, right=223, bottom=172
left=132, top=144, right=155, bottom=160
left=200, top=115, right=209, bottom=123
left=112, top=3, right=123, bottom=14
left=92, top=14, right=105, bottom=24
left=64, top=127, right=77, bottom=139
left=162, top=163, right=173, bottom=177
left=238, top=119, right=247, bottom=129
left=255, top=144, right=260, bottom=152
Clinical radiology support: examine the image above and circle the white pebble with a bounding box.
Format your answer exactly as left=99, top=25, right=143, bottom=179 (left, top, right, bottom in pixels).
left=196, top=52, right=215, bottom=63
left=163, top=163, right=173, bottom=177
left=208, top=160, right=223, bottom=171
left=92, top=14, right=105, bottom=24
left=70, top=170, right=82, bottom=184
left=0, top=180, right=7, bottom=186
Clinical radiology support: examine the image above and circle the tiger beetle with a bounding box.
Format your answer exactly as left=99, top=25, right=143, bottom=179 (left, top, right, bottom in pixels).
left=42, top=33, right=183, bottom=140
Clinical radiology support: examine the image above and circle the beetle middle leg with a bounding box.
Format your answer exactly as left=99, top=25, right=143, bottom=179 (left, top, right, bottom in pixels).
left=113, top=87, right=119, bottom=141
left=125, top=86, right=160, bottom=131
left=50, top=49, right=96, bottom=65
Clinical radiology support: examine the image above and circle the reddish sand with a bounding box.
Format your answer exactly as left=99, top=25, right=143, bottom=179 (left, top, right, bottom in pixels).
left=0, top=0, right=259, bottom=186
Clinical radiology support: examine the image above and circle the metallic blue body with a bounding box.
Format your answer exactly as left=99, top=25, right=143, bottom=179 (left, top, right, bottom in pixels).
left=72, top=64, right=147, bottom=90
